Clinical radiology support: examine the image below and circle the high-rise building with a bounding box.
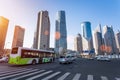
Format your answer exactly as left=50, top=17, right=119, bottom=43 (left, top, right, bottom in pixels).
left=12, top=25, right=25, bottom=48
left=0, top=16, right=9, bottom=54
left=74, top=33, right=82, bottom=53
left=33, top=11, right=50, bottom=50
left=115, top=31, right=120, bottom=53
left=55, top=11, right=67, bottom=54
left=81, top=21, right=94, bottom=54
left=93, top=24, right=103, bottom=55
left=103, top=25, right=117, bottom=54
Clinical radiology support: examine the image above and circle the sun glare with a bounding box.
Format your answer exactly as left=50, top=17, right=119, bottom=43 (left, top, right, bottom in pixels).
left=55, top=32, right=60, bottom=40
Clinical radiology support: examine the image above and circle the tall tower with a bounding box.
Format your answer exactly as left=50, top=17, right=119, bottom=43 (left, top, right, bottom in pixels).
left=0, top=16, right=9, bottom=54
left=93, top=24, right=103, bottom=55
left=74, top=33, right=83, bottom=53
left=33, top=11, right=50, bottom=50
left=81, top=21, right=94, bottom=54
left=115, top=31, right=120, bottom=54
left=12, top=25, right=25, bottom=48
left=55, top=11, right=67, bottom=54
left=103, top=25, right=117, bottom=54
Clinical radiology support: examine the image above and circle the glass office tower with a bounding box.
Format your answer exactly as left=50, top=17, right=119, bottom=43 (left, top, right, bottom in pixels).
left=55, top=11, right=67, bottom=54
left=81, top=21, right=93, bottom=54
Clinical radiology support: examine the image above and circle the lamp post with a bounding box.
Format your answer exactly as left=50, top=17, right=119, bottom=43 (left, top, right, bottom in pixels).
left=4, top=42, right=10, bottom=56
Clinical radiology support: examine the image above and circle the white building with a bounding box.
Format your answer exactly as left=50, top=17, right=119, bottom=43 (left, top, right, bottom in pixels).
left=115, top=31, right=120, bottom=54
left=74, top=33, right=82, bottom=53
left=93, top=24, right=103, bottom=55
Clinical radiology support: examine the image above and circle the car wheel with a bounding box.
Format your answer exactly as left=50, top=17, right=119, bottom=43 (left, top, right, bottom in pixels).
left=32, top=60, right=36, bottom=65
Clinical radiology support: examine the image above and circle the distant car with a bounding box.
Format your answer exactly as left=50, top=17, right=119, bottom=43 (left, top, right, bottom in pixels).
left=0, top=57, right=8, bottom=63
left=71, top=56, right=77, bottom=61
left=88, top=57, right=94, bottom=60
left=97, top=57, right=110, bottom=61
left=59, top=56, right=72, bottom=64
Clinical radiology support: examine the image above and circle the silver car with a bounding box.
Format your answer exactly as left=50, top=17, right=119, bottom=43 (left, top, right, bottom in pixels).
left=97, top=57, right=110, bottom=61
left=0, top=57, right=8, bottom=63
left=59, top=56, right=72, bottom=64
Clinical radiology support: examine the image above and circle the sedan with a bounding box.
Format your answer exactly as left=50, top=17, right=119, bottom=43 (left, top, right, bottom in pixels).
left=0, top=57, right=8, bottom=63
left=97, top=57, right=110, bottom=61
left=59, top=56, right=72, bottom=64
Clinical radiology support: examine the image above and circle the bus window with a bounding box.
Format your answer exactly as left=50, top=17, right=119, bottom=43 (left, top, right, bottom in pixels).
left=36, top=53, right=38, bottom=56
left=11, top=47, right=18, bottom=54
left=39, top=54, right=41, bottom=58
left=44, top=53, right=46, bottom=57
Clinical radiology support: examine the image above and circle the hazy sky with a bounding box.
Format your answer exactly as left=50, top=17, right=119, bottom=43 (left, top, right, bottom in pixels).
left=0, top=0, right=120, bottom=50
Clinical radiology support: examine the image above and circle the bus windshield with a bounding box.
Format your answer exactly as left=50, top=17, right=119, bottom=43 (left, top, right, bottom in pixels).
left=11, top=47, right=18, bottom=54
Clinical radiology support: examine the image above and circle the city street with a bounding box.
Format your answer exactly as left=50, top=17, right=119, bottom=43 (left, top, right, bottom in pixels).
left=0, top=58, right=120, bottom=80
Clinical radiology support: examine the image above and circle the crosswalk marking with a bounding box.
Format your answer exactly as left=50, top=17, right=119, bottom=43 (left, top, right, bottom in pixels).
left=57, top=72, right=70, bottom=80
left=42, top=72, right=61, bottom=80
left=0, top=68, right=35, bottom=77
left=10, top=70, right=45, bottom=80
left=0, top=68, right=119, bottom=80
left=25, top=70, right=53, bottom=80
left=116, top=78, right=120, bottom=80
left=0, top=69, right=39, bottom=79
left=87, top=75, right=93, bottom=80
left=72, top=73, right=81, bottom=80
left=0, top=68, right=29, bottom=74
left=101, top=76, right=108, bottom=80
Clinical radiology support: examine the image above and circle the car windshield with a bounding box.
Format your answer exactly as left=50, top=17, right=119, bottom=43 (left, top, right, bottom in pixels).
left=60, top=56, right=65, bottom=58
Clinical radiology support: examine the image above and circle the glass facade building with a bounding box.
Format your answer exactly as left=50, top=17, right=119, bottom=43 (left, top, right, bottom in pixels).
left=103, top=25, right=117, bottom=54
left=81, top=21, right=93, bottom=54
left=81, top=22, right=92, bottom=40
left=55, top=11, right=67, bottom=53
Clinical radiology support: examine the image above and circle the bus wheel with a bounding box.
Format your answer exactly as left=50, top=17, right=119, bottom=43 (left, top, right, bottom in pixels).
left=32, top=60, right=36, bottom=65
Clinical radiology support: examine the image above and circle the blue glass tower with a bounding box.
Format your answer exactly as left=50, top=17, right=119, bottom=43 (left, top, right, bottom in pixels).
left=81, top=22, right=92, bottom=40
left=81, top=21, right=93, bottom=53
left=55, top=11, right=67, bottom=53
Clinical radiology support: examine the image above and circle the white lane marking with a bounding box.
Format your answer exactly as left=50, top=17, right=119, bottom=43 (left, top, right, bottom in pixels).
left=115, top=77, right=120, bottom=80
left=101, top=76, right=108, bottom=80
left=10, top=70, right=45, bottom=80
left=0, top=69, right=38, bottom=79
left=0, top=68, right=30, bottom=74
left=72, top=73, right=81, bottom=80
left=57, top=72, right=70, bottom=80
left=25, top=70, right=53, bottom=80
left=42, top=72, right=61, bottom=80
left=87, top=75, right=93, bottom=80
left=0, top=68, right=35, bottom=77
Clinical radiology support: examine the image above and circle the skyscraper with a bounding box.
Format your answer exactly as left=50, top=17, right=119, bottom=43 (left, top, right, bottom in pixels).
left=103, top=25, right=117, bottom=54
left=81, top=21, right=94, bottom=54
left=0, top=16, right=9, bottom=54
left=115, top=31, right=120, bottom=54
left=93, top=24, right=103, bottom=55
left=55, top=11, right=67, bottom=54
left=74, top=33, right=82, bottom=53
left=12, top=25, right=25, bottom=48
left=33, top=11, right=50, bottom=50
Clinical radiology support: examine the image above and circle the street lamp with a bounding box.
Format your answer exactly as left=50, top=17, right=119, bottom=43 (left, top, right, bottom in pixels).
left=3, top=42, right=10, bottom=56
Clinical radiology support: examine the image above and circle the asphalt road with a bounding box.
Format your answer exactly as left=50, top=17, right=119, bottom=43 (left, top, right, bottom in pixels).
left=0, top=58, right=120, bottom=80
